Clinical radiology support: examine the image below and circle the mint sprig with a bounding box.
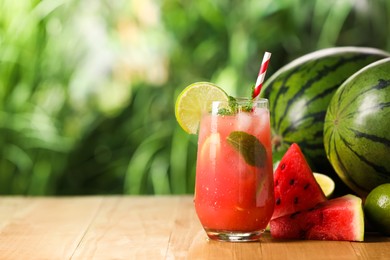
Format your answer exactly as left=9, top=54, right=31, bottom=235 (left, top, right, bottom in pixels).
left=217, top=96, right=253, bottom=115
left=226, top=131, right=266, bottom=168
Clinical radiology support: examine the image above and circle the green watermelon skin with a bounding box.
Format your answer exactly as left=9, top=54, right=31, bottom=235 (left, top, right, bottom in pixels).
left=270, top=194, right=364, bottom=241
left=261, top=47, right=390, bottom=176
left=324, top=58, right=390, bottom=196
left=272, top=143, right=326, bottom=219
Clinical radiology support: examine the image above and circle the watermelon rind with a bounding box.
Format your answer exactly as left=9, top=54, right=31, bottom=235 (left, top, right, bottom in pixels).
left=261, top=47, right=390, bottom=185
left=348, top=194, right=365, bottom=242
left=324, top=58, right=390, bottom=195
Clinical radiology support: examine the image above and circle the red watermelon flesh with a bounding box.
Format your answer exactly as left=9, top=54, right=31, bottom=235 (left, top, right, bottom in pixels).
left=272, top=143, right=326, bottom=219
left=270, top=194, right=364, bottom=241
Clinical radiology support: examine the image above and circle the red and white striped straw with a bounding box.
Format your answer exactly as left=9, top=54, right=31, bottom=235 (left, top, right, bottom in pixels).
left=252, top=51, right=271, bottom=99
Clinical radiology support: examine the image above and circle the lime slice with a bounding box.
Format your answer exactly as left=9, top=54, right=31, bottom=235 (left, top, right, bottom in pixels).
left=314, top=172, right=335, bottom=198
left=200, top=133, right=221, bottom=161
left=175, top=82, right=229, bottom=134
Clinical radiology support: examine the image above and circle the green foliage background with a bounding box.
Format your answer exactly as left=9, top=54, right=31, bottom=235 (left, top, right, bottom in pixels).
left=0, top=0, right=389, bottom=195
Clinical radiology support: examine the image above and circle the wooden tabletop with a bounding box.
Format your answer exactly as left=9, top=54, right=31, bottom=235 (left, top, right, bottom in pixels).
left=0, top=196, right=389, bottom=259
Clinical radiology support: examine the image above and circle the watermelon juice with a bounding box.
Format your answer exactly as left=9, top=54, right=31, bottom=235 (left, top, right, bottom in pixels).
left=194, top=98, right=274, bottom=242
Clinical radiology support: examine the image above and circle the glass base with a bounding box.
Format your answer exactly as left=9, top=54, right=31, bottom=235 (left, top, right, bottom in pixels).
left=205, top=229, right=265, bottom=242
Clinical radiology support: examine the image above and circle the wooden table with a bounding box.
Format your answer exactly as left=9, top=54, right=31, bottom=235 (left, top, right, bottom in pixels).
left=0, top=196, right=389, bottom=259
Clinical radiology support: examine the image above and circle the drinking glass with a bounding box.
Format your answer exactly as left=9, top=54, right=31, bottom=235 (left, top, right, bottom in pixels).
left=194, top=98, right=274, bottom=242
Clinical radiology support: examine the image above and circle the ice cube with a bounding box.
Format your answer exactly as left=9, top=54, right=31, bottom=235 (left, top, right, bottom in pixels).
left=252, top=108, right=270, bottom=136
left=237, top=112, right=252, bottom=132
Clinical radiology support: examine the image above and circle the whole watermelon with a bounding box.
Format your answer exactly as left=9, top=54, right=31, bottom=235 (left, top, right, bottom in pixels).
left=324, top=58, right=390, bottom=196
left=261, top=47, right=390, bottom=183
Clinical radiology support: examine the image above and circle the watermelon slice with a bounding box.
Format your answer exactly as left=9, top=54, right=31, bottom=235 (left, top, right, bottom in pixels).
left=270, top=194, right=364, bottom=241
left=272, top=143, right=326, bottom=219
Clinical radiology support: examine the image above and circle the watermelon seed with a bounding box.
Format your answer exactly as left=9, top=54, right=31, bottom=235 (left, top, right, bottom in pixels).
left=290, top=211, right=300, bottom=219
left=294, top=197, right=299, bottom=204
left=319, top=212, right=324, bottom=224
left=276, top=198, right=281, bottom=205
left=281, top=163, right=285, bottom=170
left=299, top=230, right=306, bottom=239
left=275, top=180, right=279, bottom=186
left=289, top=179, right=295, bottom=185
left=304, top=183, right=310, bottom=190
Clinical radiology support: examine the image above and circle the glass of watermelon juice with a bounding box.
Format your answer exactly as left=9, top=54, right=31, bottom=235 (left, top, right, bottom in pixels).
left=194, top=98, right=274, bottom=242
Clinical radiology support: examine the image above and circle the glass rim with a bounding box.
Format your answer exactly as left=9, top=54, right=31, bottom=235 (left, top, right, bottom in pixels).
left=210, top=97, right=269, bottom=104
left=209, top=97, right=269, bottom=115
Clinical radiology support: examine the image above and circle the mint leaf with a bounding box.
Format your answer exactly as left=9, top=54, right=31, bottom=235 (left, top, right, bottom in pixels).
left=217, top=96, right=253, bottom=115
left=226, top=131, right=266, bottom=168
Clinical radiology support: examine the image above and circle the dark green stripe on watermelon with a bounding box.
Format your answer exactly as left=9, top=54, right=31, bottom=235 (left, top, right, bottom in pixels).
left=261, top=47, right=390, bottom=193
left=324, top=58, right=390, bottom=196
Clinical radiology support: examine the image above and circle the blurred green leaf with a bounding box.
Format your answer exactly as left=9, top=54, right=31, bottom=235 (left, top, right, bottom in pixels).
left=0, top=0, right=389, bottom=195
